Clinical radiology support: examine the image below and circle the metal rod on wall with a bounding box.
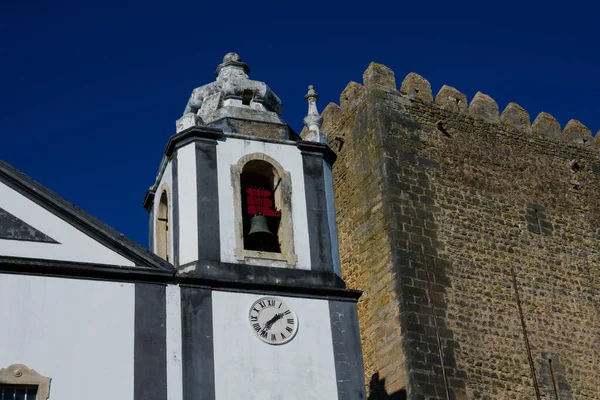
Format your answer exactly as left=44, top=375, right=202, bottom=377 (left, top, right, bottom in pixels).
left=511, top=266, right=541, bottom=400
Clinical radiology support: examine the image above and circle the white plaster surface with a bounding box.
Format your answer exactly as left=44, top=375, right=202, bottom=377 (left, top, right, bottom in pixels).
left=216, top=138, right=311, bottom=269
left=176, top=144, right=198, bottom=265
left=0, top=273, right=135, bottom=399
left=153, top=160, right=173, bottom=258
left=0, top=181, right=134, bottom=266
left=166, top=284, right=183, bottom=400
left=212, top=291, right=337, bottom=400
left=323, top=161, right=341, bottom=276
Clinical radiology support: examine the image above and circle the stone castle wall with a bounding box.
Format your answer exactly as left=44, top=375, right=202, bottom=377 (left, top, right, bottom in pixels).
left=323, top=63, right=600, bottom=399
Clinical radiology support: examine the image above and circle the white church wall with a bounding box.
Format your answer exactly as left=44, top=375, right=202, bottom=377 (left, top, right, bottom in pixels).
left=0, top=273, right=135, bottom=400
left=211, top=290, right=338, bottom=400
left=216, top=138, right=311, bottom=269
left=0, top=181, right=134, bottom=266
left=166, top=284, right=183, bottom=400
left=176, top=144, right=198, bottom=265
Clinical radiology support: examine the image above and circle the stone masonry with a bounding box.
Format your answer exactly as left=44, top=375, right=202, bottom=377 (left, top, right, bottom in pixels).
left=322, top=62, right=600, bottom=400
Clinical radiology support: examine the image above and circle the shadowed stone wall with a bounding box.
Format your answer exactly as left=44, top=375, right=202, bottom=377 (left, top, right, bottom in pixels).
left=324, top=62, right=600, bottom=400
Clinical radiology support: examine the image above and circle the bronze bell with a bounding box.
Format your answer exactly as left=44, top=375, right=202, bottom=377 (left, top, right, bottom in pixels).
left=248, top=214, right=273, bottom=237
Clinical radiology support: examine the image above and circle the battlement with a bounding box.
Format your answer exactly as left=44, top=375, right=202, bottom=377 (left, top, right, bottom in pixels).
left=326, top=60, right=600, bottom=399
left=329, top=62, right=599, bottom=150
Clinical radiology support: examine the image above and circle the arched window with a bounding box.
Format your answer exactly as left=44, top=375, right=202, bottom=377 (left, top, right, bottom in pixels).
left=232, top=153, right=296, bottom=265
left=241, top=160, right=282, bottom=253
left=156, top=191, right=169, bottom=261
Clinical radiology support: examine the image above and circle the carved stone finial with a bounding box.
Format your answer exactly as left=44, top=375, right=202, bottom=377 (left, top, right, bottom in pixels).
left=469, top=92, right=499, bottom=121
left=400, top=72, right=433, bottom=102
left=563, top=119, right=592, bottom=145
left=363, top=62, right=396, bottom=90
left=303, top=85, right=326, bottom=143
left=500, top=102, right=531, bottom=131
left=532, top=112, right=561, bottom=137
left=435, top=85, right=467, bottom=112
left=215, top=52, right=250, bottom=79
left=340, top=81, right=365, bottom=110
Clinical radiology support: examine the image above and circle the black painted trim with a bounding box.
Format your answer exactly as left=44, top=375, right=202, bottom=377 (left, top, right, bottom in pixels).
left=329, top=300, right=367, bottom=399
left=177, top=260, right=361, bottom=301
left=0, top=256, right=361, bottom=300
left=143, top=188, right=156, bottom=211
left=0, top=256, right=173, bottom=283
left=0, top=160, right=174, bottom=271
left=0, top=206, right=59, bottom=243
left=181, top=287, right=215, bottom=400
left=165, top=126, right=223, bottom=158
left=296, top=140, right=337, bottom=165
left=148, top=207, right=154, bottom=250
left=195, top=141, right=220, bottom=262
left=302, top=153, right=334, bottom=272
left=135, top=283, right=167, bottom=400
left=172, top=153, right=180, bottom=267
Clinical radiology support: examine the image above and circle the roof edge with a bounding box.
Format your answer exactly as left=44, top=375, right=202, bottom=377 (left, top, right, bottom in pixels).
left=0, top=160, right=175, bottom=272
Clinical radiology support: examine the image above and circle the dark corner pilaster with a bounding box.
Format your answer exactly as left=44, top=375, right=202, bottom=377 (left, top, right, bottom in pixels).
left=181, top=287, right=215, bottom=400
left=172, top=152, right=180, bottom=267
left=134, top=283, right=167, bottom=400
left=195, top=139, right=220, bottom=263
left=148, top=206, right=154, bottom=251
left=329, top=300, right=366, bottom=399
left=298, top=141, right=337, bottom=272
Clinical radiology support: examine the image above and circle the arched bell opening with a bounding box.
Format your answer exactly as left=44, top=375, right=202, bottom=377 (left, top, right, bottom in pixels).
left=241, top=160, right=282, bottom=253
left=156, top=190, right=169, bottom=261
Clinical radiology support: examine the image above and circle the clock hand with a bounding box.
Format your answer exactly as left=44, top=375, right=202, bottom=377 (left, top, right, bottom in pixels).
left=264, top=313, right=284, bottom=331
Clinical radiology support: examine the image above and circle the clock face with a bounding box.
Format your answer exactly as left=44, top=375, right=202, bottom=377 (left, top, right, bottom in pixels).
left=248, top=297, right=298, bottom=345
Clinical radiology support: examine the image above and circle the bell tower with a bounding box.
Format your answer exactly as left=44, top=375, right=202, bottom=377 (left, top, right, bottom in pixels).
left=143, top=53, right=365, bottom=400
left=145, top=52, right=340, bottom=275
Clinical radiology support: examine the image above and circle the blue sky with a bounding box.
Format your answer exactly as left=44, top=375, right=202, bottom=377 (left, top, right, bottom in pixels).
left=1, top=1, right=598, bottom=247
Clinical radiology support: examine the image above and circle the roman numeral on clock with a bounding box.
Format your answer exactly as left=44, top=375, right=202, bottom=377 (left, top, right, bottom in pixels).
left=270, top=334, right=276, bottom=342
left=287, top=318, right=294, bottom=324
left=267, top=299, right=275, bottom=306
left=284, top=310, right=291, bottom=315
left=250, top=315, right=258, bottom=322
left=258, top=301, right=266, bottom=309
left=286, top=326, right=293, bottom=334
left=260, top=330, right=268, bottom=338
left=252, top=323, right=261, bottom=332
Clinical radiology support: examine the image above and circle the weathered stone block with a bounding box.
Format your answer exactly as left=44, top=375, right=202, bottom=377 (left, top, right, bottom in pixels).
left=468, top=91, right=499, bottom=121
left=435, top=85, right=467, bottom=112
left=400, top=72, right=433, bottom=102
left=532, top=112, right=561, bottom=137
left=321, top=102, right=343, bottom=136
left=500, top=102, right=531, bottom=131
left=363, top=62, right=396, bottom=90
left=563, top=119, right=592, bottom=145
left=340, top=81, right=366, bottom=110
left=176, top=113, right=203, bottom=132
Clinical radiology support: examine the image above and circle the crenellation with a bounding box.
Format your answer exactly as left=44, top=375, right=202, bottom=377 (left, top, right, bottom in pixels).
left=500, top=102, right=531, bottom=132
left=321, top=102, right=343, bottom=135
left=563, top=119, right=592, bottom=145
left=400, top=72, right=433, bottom=102
left=435, top=85, right=468, bottom=113
left=363, top=62, right=396, bottom=90
left=532, top=111, right=561, bottom=138
left=468, top=91, right=499, bottom=121
left=340, top=81, right=366, bottom=110
left=329, top=61, right=600, bottom=399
